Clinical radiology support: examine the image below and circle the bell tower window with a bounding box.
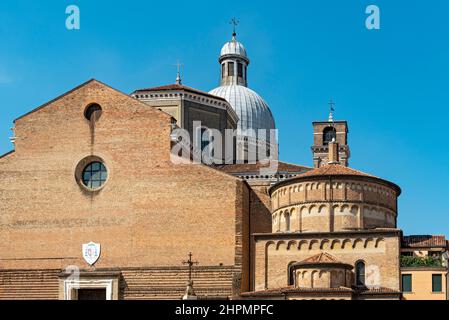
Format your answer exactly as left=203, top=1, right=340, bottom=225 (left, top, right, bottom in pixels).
left=323, top=127, right=336, bottom=145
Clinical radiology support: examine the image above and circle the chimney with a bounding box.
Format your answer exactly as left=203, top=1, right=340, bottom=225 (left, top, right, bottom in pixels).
left=328, top=138, right=339, bottom=165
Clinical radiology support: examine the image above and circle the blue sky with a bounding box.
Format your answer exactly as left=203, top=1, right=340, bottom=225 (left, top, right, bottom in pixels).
left=0, top=0, right=448, bottom=236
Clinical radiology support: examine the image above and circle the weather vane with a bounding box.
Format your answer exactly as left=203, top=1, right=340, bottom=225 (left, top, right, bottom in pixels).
left=174, top=60, right=183, bottom=85
left=230, top=17, right=239, bottom=37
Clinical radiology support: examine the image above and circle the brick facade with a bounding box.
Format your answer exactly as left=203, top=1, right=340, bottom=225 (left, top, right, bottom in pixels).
left=0, top=80, right=250, bottom=299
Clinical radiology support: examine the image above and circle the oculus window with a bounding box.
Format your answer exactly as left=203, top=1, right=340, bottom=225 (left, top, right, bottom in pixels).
left=82, top=162, right=108, bottom=189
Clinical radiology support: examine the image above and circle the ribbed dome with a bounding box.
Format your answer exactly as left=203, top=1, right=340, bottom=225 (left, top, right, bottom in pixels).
left=209, top=85, right=275, bottom=137
left=220, top=39, right=248, bottom=60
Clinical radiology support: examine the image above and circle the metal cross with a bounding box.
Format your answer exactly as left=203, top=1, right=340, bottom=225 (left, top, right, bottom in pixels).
left=230, top=17, right=239, bottom=36
left=174, top=60, right=183, bottom=85
left=182, top=252, right=198, bottom=282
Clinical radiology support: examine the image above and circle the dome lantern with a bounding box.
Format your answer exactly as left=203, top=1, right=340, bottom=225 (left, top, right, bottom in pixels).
left=209, top=27, right=277, bottom=161
left=219, top=33, right=249, bottom=87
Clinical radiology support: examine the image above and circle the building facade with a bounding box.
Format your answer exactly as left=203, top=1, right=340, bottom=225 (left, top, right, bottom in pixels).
left=400, top=236, right=448, bottom=300
left=0, top=32, right=446, bottom=300
left=0, top=80, right=252, bottom=300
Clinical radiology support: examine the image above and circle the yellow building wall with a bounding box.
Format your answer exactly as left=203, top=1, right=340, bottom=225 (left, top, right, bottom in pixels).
left=401, top=269, right=447, bottom=300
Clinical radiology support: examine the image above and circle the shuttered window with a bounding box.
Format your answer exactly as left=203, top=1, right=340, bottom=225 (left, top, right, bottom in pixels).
left=402, top=274, right=412, bottom=293
left=432, top=274, right=442, bottom=293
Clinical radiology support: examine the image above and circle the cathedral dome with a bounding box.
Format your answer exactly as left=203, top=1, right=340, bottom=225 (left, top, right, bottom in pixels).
left=209, top=33, right=275, bottom=140
left=209, top=85, right=275, bottom=137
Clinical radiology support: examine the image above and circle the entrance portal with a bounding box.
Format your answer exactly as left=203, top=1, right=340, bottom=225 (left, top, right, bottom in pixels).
left=77, top=288, right=107, bottom=300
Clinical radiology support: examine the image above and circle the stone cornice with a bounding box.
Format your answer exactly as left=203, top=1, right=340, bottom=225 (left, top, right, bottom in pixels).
left=133, top=90, right=239, bottom=125
left=252, top=228, right=402, bottom=240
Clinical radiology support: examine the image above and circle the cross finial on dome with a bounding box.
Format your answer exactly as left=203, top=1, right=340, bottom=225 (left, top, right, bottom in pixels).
left=328, top=99, right=335, bottom=122
left=230, top=17, right=239, bottom=39
left=174, top=60, right=183, bottom=85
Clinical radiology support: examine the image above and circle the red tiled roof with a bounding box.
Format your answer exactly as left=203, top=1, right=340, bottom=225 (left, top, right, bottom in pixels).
left=354, top=287, right=401, bottom=295
left=133, top=84, right=228, bottom=102
left=270, top=163, right=402, bottom=196
left=240, top=286, right=354, bottom=297
left=292, top=252, right=353, bottom=269
left=216, top=161, right=311, bottom=174
left=240, top=286, right=400, bottom=298
left=298, top=163, right=376, bottom=179
left=402, top=235, right=447, bottom=248
left=300, top=252, right=340, bottom=263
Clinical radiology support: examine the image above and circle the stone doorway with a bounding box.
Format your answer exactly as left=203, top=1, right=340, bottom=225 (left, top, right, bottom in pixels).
left=77, top=288, right=107, bottom=300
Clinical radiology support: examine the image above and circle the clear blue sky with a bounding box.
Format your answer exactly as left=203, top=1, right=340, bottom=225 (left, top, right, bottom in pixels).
left=0, top=1, right=448, bottom=236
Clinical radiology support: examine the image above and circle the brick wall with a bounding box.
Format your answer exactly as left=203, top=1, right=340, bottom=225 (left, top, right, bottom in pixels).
left=0, top=80, right=250, bottom=298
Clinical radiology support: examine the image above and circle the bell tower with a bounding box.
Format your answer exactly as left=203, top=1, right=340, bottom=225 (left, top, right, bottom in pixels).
left=311, top=102, right=350, bottom=168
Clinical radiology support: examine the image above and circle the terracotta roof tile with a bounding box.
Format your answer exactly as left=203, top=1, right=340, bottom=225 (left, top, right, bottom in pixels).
left=354, top=286, right=401, bottom=295
left=215, top=161, right=311, bottom=174
left=292, top=252, right=353, bottom=269
left=270, top=163, right=402, bottom=196
left=402, top=235, right=447, bottom=248
left=240, top=286, right=354, bottom=297
left=240, top=286, right=400, bottom=297
left=298, top=163, right=377, bottom=179
left=300, top=252, right=340, bottom=264
left=133, top=84, right=228, bottom=102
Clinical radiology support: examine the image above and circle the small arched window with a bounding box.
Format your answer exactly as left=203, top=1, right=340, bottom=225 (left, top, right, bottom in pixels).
left=284, top=212, right=290, bottom=232
left=355, top=261, right=366, bottom=286
left=221, top=63, right=225, bottom=78
left=323, top=127, right=336, bottom=145
left=228, top=62, right=235, bottom=76
left=237, top=62, right=243, bottom=77
left=287, top=262, right=296, bottom=286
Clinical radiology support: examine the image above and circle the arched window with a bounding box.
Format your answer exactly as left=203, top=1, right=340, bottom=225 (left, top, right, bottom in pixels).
left=228, top=62, right=234, bottom=76
left=284, top=212, right=290, bottom=232
left=323, top=127, right=336, bottom=145
left=355, top=261, right=366, bottom=286
left=221, top=63, right=225, bottom=78
left=237, top=62, right=243, bottom=77
left=287, top=262, right=296, bottom=286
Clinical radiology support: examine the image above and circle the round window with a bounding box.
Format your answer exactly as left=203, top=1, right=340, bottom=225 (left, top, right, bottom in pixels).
left=82, top=161, right=108, bottom=189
